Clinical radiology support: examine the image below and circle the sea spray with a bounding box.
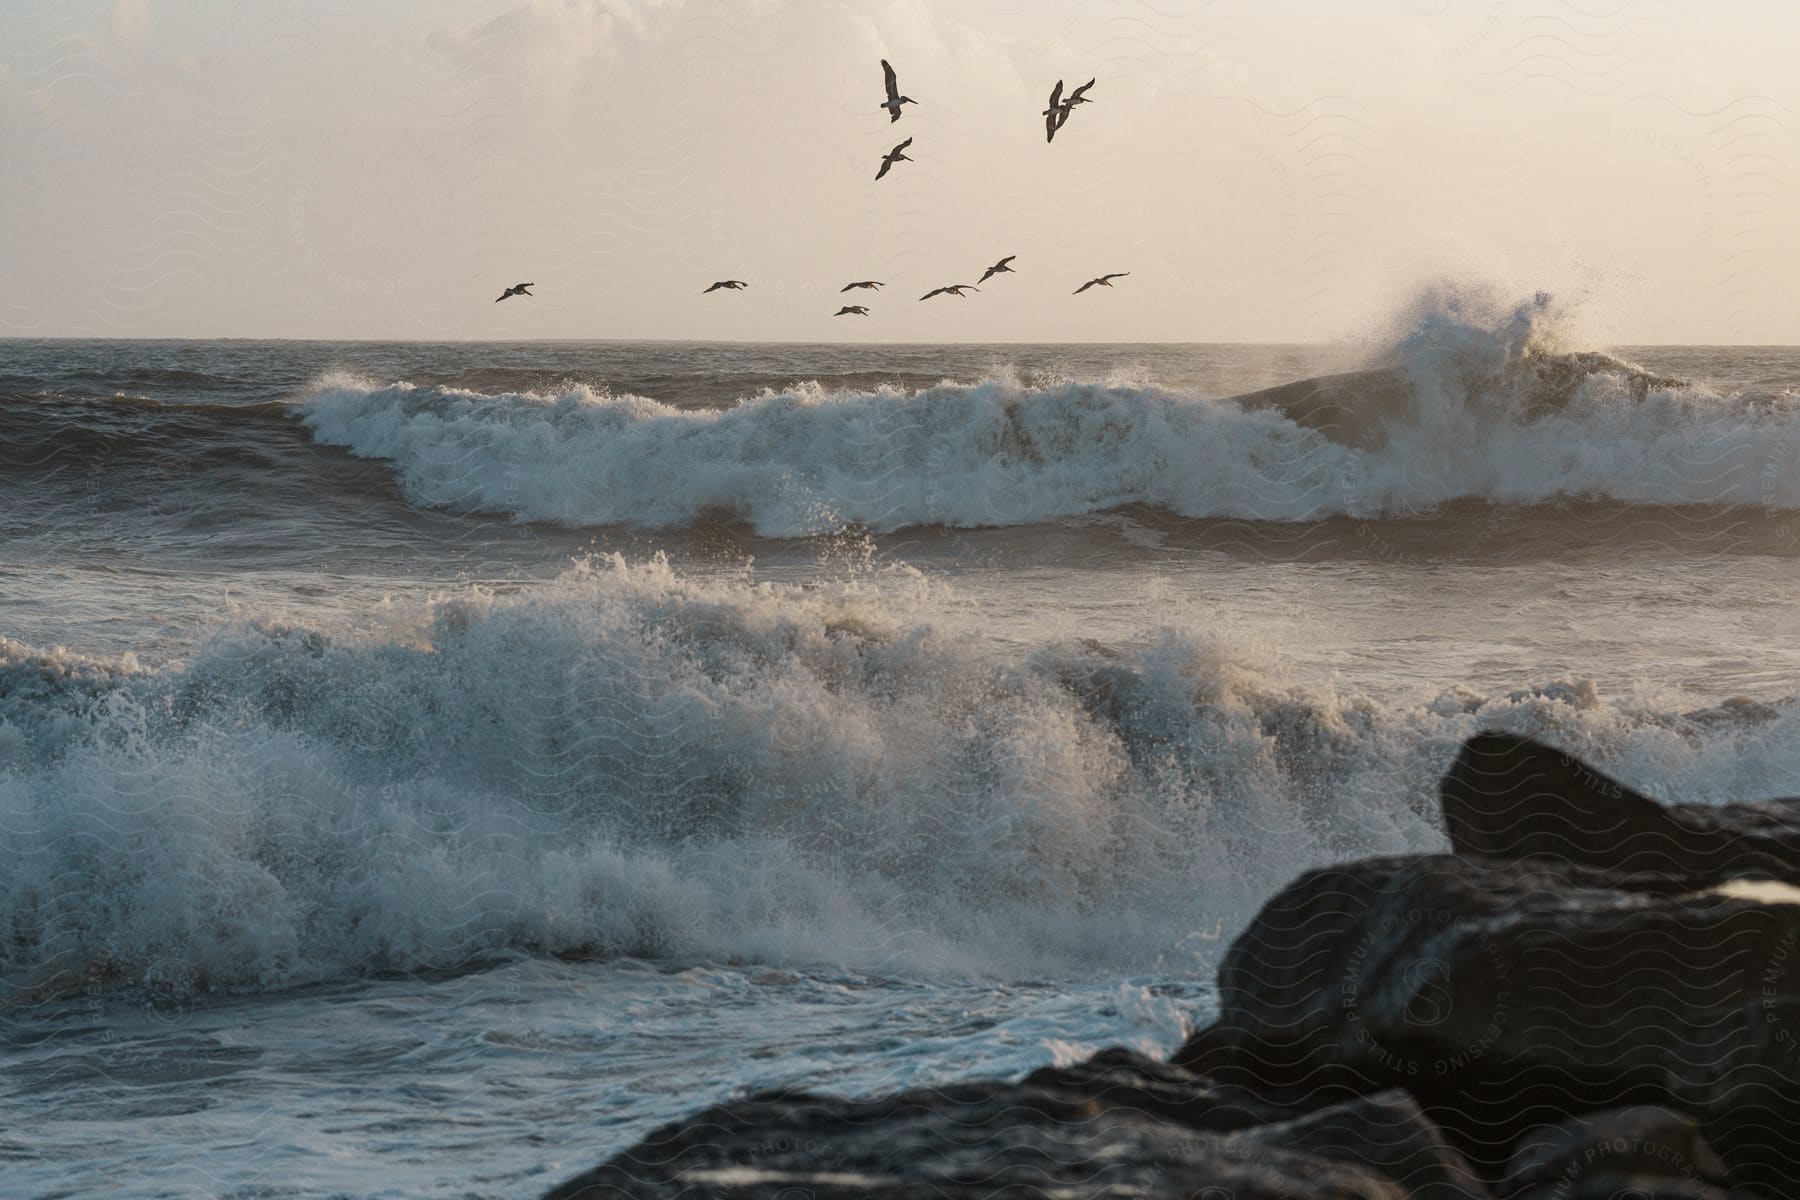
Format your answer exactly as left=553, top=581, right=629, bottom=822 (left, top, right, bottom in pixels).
left=3, top=556, right=1793, bottom=1000
left=294, top=298, right=1800, bottom=533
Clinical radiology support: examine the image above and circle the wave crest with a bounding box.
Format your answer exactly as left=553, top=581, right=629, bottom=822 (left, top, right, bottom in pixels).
left=4, top=558, right=1794, bottom=999
left=293, top=303, right=1800, bottom=535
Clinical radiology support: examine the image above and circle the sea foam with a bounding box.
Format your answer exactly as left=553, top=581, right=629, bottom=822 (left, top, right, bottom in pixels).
left=3, top=557, right=1793, bottom=1000
left=294, top=298, right=1800, bottom=534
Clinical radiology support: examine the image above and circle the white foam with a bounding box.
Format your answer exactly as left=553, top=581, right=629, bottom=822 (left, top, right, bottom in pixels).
left=3, top=557, right=1795, bottom=999
left=292, top=299, right=1800, bottom=535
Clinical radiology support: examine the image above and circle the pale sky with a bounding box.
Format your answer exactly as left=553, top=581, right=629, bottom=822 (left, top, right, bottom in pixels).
left=4, top=0, right=1799, bottom=343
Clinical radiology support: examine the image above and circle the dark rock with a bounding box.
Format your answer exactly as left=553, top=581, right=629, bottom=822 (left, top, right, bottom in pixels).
left=1511, top=1184, right=1732, bottom=1200
left=1231, top=1088, right=1489, bottom=1200
left=1019, top=1045, right=1286, bottom=1131
left=540, top=1070, right=1490, bottom=1199
left=1503, top=1106, right=1728, bottom=1197
left=1439, top=732, right=1800, bottom=884
left=1171, top=853, right=1800, bottom=1189
left=1228, top=351, right=1685, bottom=451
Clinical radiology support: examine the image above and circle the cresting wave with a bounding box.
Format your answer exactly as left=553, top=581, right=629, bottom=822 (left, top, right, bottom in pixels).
left=294, top=302, right=1800, bottom=536
left=3, top=557, right=1794, bottom=1000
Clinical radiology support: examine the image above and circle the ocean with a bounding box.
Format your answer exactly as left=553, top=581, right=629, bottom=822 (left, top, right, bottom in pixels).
left=3, top=306, right=1799, bottom=1197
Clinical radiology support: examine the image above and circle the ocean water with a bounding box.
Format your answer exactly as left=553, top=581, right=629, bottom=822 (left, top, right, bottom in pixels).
left=4, top=302, right=1800, bottom=1197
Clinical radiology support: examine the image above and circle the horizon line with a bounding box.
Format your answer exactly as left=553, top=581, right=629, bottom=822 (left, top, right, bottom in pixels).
left=5, top=335, right=1797, bottom=349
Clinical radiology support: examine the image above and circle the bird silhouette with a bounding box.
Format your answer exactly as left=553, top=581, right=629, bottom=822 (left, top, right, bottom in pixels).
left=879, top=60, right=916, bottom=123
left=1043, top=78, right=1094, bottom=142
left=978, top=256, right=1017, bottom=284
left=876, top=138, right=913, bottom=181
left=1073, top=272, right=1129, bottom=294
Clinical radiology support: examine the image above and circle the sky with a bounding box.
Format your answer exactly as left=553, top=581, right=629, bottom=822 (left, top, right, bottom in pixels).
left=3, top=0, right=1799, bottom=344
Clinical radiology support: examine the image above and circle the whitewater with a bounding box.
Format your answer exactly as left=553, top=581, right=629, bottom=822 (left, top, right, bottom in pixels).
left=3, top=294, right=1799, bottom=1196
left=293, top=299, right=1800, bottom=536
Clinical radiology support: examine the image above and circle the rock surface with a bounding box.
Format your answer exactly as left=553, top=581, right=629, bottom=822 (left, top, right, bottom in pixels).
left=544, top=735, right=1800, bottom=1198
left=1439, top=732, right=1800, bottom=884
left=1173, top=851, right=1800, bottom=1187
left=1501, top=1105, right=1728, bottom=1198
left=541, top=1071, right=1484, bottom=1199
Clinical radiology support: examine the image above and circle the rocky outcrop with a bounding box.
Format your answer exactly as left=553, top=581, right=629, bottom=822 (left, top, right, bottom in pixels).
left=541, top=1067, right=1488, bottom=1199
left=1228, top=350, right=1687, bottom=450
left=1501, top=1106, right=1730, bottom=1198
left=1229, top=1089, right=1489, bottom=1200
left=1439, top=732, right=1800, bottom=884
left=544, top=735, right=1800, bottom=1198
left=1173, top=853, right=1800, bottom=1188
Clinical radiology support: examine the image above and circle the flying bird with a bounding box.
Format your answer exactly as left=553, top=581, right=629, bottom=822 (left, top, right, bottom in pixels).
left=841, top=280, right=884, bottom=292
left=494, top=282, right=534, bottom=303
left=878, top=59, right=916, bottom=123
left=919, top=284, right=979, bottom=301
left=703, top=280, right=748, bottom=293
left=978, top=256, right=1017, bottom=284
left=875, top=137, right=913, bottom=181
left=1042, top=78, right=1095, bottom=142
left=1073, top=272, right=1129, bottom=294
left=835, top=305, right=871, bottom=316
left=1042, top=80, right=1065, bottom=143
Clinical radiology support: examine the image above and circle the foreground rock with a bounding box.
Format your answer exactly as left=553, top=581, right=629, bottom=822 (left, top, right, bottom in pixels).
left=543, top=1057, right=1487, bottom=1199
left=1502, top=1106, right=1730, bottom=1198
left=1173, top=852, right=1800, bottom=1189
left=1440, top=732, right=1800, bottom=884
left=544, top=735, right=1800, bottom=1198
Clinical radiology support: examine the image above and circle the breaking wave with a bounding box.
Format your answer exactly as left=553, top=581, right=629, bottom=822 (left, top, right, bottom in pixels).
left=293, top=295, right=1800, bottom=535
left=3, top=556, right=1794, bottom=1001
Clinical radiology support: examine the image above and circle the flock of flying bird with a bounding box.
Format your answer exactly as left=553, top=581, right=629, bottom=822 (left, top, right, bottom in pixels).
left=493, top=59, right=1127, bottom=317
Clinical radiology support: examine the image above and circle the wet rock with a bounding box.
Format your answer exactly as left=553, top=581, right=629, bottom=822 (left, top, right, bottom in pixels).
left=1171, top=853, right=1800, bottom=1189
left=1019, top=1045, right=1284, bottom=1130
left=1439, top=732, right=1800, bottom=884
left=1502, top=1106, right=1728, bottom=1197
left=1230, top=1088, right=1489, bottom=1200
left=540, top=1071, right=1486, bottom=1199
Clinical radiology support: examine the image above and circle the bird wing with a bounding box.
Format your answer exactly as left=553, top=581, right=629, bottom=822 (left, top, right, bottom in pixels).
left=1045, top=109, right=1059, bottom=142
left=997, top=256, right=1015, bottom=268
left=1048, top=79, right=1064, bottom=109
left=703, top=282, right=721, bottom=292
left=895, top=137, right=912, bottom=152
left=1074, top=280, right=1096, bottom=294
left=494, top=293, right=506, bottom=302
left=882, top=59, right=898, bottom=102
left=978, top=267, right=996, bottom=283
left=1103, top=272, right=1130, bottom=282
left=1069, top=78, right=1095, bottom=101
left=519, top=282, right=534, bottom=288
left=876, top=157, right=894, bottom=180
left=920, top=288, right=943, bottom=300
